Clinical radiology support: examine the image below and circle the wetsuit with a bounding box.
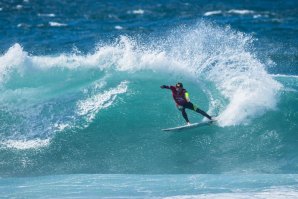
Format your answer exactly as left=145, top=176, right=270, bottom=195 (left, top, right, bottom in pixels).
left=161, top=85, right=212, bottom=123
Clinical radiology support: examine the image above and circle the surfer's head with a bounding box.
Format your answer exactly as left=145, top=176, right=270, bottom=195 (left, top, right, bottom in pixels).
left=176, top=82, right=183, bottom=88
left=176, top=82, right=183, bottom=91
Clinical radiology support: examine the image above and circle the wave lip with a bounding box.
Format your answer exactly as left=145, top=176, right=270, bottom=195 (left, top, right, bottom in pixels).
left=0, top=43, right=27, bottom=83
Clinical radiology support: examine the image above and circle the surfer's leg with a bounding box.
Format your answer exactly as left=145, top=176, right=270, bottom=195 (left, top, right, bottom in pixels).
left=186, top=102, right=212, bottom=120
left=181, top=108, right=190, bottom=123
left=195, top=107, right=212, bottom=120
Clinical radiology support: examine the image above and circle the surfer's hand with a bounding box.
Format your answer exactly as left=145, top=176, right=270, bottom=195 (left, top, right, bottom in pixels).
left=160, top=85, right=167, bottom=89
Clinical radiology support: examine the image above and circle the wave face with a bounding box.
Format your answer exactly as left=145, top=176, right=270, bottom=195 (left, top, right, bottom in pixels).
left=0, top=22, right=297, bottom=177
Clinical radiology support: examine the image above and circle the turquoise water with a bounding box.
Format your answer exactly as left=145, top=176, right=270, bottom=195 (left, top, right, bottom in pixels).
left=1, top=174, right=298, bottom=198
left=0, top=0, right=298, bottom=198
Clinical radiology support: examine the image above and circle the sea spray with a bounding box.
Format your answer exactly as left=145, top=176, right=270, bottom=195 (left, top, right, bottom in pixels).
left=156, top=22, right=283, bottom=126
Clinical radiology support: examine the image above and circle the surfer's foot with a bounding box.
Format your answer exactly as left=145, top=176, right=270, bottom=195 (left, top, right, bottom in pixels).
left=210, top=116, right=217, bottom=122
left=187, top=122, right=191, bottom=125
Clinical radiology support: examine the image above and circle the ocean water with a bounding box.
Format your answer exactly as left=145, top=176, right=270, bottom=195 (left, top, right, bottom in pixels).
left=0, top=0, right=298, bottom=198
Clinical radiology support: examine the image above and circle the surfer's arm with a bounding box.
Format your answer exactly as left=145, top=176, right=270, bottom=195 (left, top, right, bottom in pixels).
left=160, top=85, right=171, bottom=89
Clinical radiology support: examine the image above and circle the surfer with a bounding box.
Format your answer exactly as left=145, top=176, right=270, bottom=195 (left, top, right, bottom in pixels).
left=160, top=82, right=212, bottom=125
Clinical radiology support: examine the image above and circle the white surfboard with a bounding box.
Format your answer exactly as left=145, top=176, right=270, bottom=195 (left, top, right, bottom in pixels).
left=162, top=120, right=214, bottom=132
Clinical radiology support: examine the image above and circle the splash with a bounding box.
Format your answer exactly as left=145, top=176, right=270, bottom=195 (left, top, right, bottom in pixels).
left=159, top=22, right=282, bottom=126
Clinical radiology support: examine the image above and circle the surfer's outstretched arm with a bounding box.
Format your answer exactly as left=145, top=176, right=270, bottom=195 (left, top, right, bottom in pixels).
left=160, top=85, right=170, bottom=89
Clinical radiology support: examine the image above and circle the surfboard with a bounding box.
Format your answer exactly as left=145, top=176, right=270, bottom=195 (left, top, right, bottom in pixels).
left=162, top=120, right=214, bottom=132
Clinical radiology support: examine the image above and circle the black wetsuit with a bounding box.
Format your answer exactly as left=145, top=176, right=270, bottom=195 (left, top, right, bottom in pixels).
left=180, top=102, right=212, bottom=123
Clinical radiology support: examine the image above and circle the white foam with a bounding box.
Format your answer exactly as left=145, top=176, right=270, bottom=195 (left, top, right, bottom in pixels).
left=164, top=188, right=298, bottom=199
left=208, top=56, right=282, bottom=126
left=76, top=81, right=128, bottom=124
left=54, top=123, right=70, bottom=131
left=271, top=74, right=298, bottom=79
left=0, top=43, right=27, bottom=83
left=17, top=23, right=30, bottom=28
left=3, top=139, right=50, bottom=150
left=115, top=25, right=123, bottom=30
left=253, top=14, right=262, bottom=19
left=204, top=11, right=222, bottom=16
left=227, top=9, right=255, bottom=15
left=128, top=9, right=145, bottom=15
left=38, top=13, right=55, bottom=17
left=49, top=21, right=67, bottom=27
left=16, top=5, right=23, bottom=10
left=0, top=37, right=186, bottom=75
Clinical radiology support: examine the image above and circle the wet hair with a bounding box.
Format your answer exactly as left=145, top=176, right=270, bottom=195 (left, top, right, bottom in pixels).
left=176, top=82, right=183, bottom=88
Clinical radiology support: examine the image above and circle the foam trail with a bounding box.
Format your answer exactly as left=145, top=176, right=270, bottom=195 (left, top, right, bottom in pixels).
left=76, top=81, right=129, bottom=125
left=2, top=139, right=50, bottom=150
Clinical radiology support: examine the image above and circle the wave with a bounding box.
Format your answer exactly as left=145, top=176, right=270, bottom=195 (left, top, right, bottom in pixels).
left=0, top=21, right=282, bottom=149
